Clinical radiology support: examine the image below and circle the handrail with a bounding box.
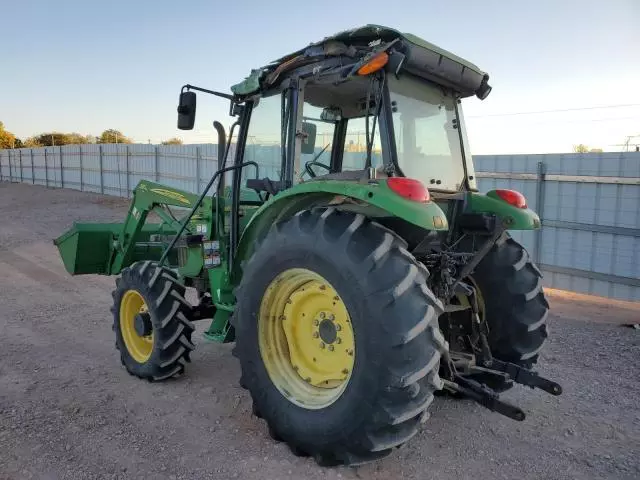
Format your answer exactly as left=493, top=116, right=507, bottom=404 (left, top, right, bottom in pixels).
left=158, top=161, right=259, bottom=266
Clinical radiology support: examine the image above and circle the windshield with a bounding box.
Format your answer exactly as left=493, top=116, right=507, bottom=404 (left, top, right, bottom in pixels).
left=388, top=74, right=469, bottom=192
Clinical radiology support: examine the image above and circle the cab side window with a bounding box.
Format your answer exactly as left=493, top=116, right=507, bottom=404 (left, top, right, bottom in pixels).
left=242, top=94, right=284, bottom=184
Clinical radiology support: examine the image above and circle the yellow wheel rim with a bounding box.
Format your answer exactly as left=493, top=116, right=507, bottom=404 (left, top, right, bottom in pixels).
left=119, top=289, right=154, bottom=363
left=454, top=277, right=486, bottom=321
left=258, top=268, right=355, bottom=409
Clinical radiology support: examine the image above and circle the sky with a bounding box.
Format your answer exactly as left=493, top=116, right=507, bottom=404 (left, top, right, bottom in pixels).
left=1, top=0, right=639, bottom=154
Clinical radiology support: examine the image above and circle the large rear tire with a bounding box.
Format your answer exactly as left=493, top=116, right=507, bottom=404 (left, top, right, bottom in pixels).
left=468, top=234, right=549, bottom=389
left=232, top=208, right=446, bottom=466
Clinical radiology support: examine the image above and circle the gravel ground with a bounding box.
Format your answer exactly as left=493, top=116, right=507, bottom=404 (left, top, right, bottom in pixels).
left=1, top=182, right=639, bottom=480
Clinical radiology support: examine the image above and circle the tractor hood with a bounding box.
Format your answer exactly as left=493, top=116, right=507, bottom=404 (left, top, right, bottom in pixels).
left=231, top=24, right=491, bottom=100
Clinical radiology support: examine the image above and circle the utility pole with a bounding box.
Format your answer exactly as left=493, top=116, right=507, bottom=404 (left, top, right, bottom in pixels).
left=611, top=134, right=640, bottom=152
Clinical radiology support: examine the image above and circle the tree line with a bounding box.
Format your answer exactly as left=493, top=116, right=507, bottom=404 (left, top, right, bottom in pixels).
left=572, top=144, right=603, bottom=153
left=0, top=122, right=182, bottom=149
left=2, top=121, right=606, bottom=153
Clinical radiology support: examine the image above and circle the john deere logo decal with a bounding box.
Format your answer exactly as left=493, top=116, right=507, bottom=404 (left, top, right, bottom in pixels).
left=150, top=188, right=191, bottom=206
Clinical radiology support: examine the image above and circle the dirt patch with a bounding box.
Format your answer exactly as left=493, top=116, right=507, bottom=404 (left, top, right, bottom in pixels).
left=546, top=288, right=639, bottom=326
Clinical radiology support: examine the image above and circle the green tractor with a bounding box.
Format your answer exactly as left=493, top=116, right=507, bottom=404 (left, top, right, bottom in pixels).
left=55, top=25, right=561, bottom=466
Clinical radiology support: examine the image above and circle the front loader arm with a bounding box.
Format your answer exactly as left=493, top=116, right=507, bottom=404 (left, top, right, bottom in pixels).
left=108, top=180, right=209, bottom=274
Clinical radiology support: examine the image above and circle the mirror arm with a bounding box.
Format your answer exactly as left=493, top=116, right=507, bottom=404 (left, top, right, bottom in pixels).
left=181, top=84, right=234, bottom=101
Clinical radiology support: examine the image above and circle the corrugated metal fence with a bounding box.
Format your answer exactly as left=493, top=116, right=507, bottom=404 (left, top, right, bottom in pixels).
left=0, top=144, right=232, bottom=196
left=475, top=152, right=640, bottom=302
left=1, top=146, right=639, bottom=301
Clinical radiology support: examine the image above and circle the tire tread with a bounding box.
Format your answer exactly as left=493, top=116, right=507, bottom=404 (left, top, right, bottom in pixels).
left=112, top=261, right=194, bottom=382
left=234, top=208, right=445, bottom=466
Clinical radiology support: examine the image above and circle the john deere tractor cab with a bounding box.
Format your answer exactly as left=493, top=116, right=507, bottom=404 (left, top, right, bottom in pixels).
left=55, top=25, right=561, bottom=466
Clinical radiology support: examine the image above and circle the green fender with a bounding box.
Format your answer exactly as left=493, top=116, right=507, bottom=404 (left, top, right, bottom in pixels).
left=467, top=190, right=541, bottom=230
left=232, top=179, right=448, bottom=281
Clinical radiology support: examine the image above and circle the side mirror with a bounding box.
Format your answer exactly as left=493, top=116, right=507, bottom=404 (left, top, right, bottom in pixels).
left=300, top=121, right=317, bottom=155
left=177, top=91, right=197, bottom=130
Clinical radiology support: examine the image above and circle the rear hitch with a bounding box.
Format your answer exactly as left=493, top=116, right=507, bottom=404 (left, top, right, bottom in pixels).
left=443, top=376, right=526, bottom=421
left=442, top=354, right=562, bottom=422
left=473, top=358, right=563, bottom=396
left=441, top=281, right=562, bottom=421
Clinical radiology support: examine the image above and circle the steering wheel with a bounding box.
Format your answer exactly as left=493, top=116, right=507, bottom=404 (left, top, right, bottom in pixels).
left=304, top=161, right=331, bottom=178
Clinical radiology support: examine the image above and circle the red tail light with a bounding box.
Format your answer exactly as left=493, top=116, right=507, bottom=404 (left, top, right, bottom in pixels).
left=495, top=189, right=527, bottom=209
left=387, top=178, right=430, bottom=202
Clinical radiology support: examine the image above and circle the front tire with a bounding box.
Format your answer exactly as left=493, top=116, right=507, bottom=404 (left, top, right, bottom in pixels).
left=111, top=261, right=195, bottom=381
left=232, top=208, right=447, bottom=466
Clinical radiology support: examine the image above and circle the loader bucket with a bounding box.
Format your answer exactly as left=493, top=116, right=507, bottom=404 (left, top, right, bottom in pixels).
left=54, top=223, right=123, bottom=275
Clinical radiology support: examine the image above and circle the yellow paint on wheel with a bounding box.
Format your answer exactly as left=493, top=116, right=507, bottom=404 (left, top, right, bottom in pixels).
left=120, top=289, right=154, bottom=363
left=454, top=277, right=486, bottom=320
left=258, top=268, right=355, bottom=409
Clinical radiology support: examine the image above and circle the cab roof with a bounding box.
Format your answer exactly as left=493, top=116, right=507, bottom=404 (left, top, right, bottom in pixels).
left=231, top=24, right=491, bottom=100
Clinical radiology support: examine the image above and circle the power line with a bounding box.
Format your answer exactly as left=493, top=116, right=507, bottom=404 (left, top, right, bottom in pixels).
left=467, top=116, right=640, bottom=127
left=467, top=103, right=640, bottom=118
